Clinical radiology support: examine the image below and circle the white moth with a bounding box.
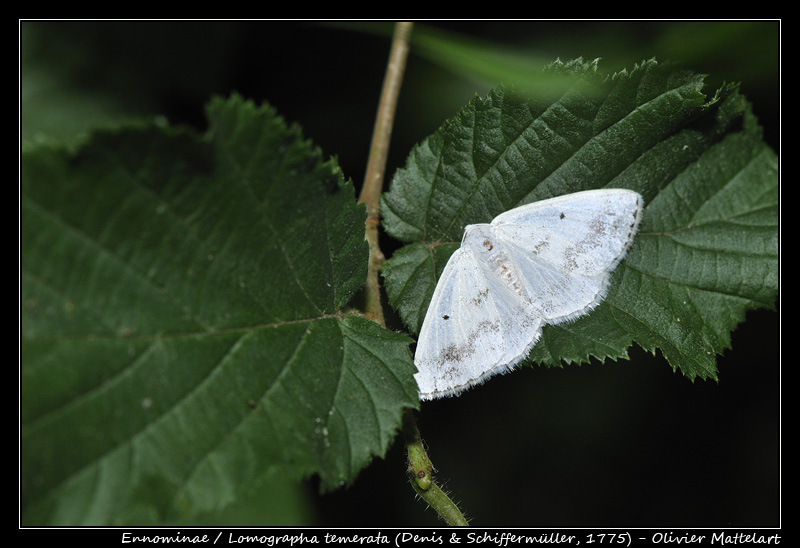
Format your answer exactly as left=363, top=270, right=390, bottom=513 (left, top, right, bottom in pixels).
left=414, top=189, right=643, bottom=400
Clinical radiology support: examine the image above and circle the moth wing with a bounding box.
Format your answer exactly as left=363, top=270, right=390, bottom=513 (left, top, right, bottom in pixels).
left=491, top=189, right=643, bottom=323
left=414, top=247, right=543, bottom=400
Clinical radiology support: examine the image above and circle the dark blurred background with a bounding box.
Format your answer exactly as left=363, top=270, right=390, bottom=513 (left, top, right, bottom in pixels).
left=20, top=20, right=780, bottom=527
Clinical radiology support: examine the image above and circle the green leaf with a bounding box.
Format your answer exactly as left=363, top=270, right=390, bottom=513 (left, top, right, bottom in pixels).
left=20, top=95, right=418, bottom=525
left=336, top=22, right=581, bottom=94
left=381, top=58, right=778, bottom=381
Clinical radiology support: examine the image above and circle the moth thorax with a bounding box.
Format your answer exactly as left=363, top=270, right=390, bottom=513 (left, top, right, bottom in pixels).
left=465, top=224, right=526, bottom=297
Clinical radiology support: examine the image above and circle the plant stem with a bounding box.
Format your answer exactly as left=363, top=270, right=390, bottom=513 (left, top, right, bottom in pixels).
left=360, top=21, right=469, bottom=527
left=411, top=480, right=471, bottom=527
left=358, top=21, right=413, bottom=327
left=402, top=409, right=470, bottom=526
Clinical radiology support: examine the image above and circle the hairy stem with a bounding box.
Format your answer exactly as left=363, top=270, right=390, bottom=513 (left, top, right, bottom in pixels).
left=403, top=409, right=470, bottom=526
left=360, top=21, right=469, bottom=527
left=411, top=481, right=471, bottom=527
